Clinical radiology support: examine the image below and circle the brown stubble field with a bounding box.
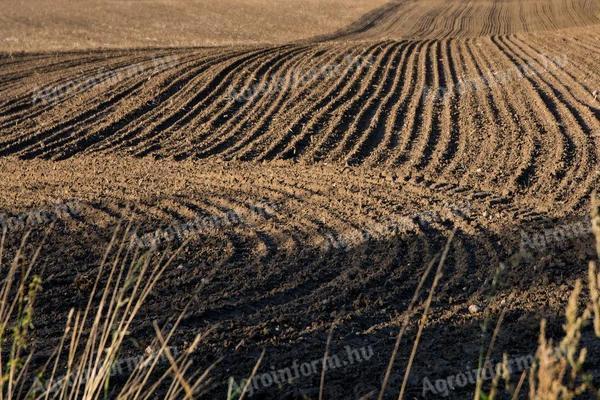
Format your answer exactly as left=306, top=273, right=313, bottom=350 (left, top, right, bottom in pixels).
left=1, top=0, right=600, bottom=398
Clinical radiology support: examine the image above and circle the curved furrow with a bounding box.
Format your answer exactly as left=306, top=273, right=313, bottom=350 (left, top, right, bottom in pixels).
left=163, top=46, right=311, bottom=158
left=0, top=51, right=133, bottom=74
left=128, top=46, right=293, bottom=157
left=0, top=157, right=571, bottom=341
left=448, top=211, right=504, bottom=275
left=501, top=35, right=599, bottom=207
left=84, top=196, right=176, bottom=235
left=157, top=196, right=240, bottom=265
left=0, top=79, right=146, bottom=158
left=467, top=38, right=543, bottom=192
left=446, top=2, right=471, bottom=39
left=240, top=186, right=347, bottom=251
left=389, top=40, right=433, bottom=166
left=0, top=55, right=141, bottom=124
left=447, top=38, right=517, bottom=184
left=0, top=53, right=111, bottom=91
left=411, top=8, right=440, bottom=39
left=518, top=1, right=529, bottom=32
left=513, top=34, right=600, bottom=121
left=217, top=46, right=351, bottom=161
left=182, top=180, right=347, bottom=252
left=456, top=1, right=479, bottom=38
left=488, top=0, right=503, bottom=36
left=256, top=42, right=383, bottom=161
left=463, top=38, right=556, bottom=194
left=509, top=34, right=600, bottom=140
left=455, top=38, right=507, bottom=184
left=0, top=56, right=97, bottom=107
left=533, top=42, right=600, bottom=97
left=189, top=45, right=313, bottom=135
left=151, top=196, right=204, bottom=223
left=64, top=49, right=261, bottom=158
left=271, top=42, right=388, bottom=162
left=494, top=35, right=593, bottom=202
left=347, top=41, right=418, bottom=165
left=324, top=42, right=406, bottom=164
left=375, top=40, right=427, bottom=166
left=95, top=47, right=264, bottom=156
left=302, top=41, right=399, bottom=163
left=427, top=38, right=461, bottom=176
left=410, top=40, right=445, bottom=171
left=2, top=0, right=600, bottom=385
left=257, top=179, right=378, bottom=249
left=146, top=195, right=280, bottom=265
left=247, top=194, right=360, bottom=257
left=479, top=1, right=494, bottom=36
left=457, top=3, right=475, bottom=37
left=96, top=47, right=280, bottom=156
left=367, top=184, right=503, bottom=286
left=210, top=46, right=350, bottom=161
left=384, top=229, right=434, bottom=307
left=507, top=34, right=599, bottom=124
left=0, top=53, right=197, bottom=158
left=0, top=53, right=161, bottom=125
left=381, top=2, right=421, bottom=39
left=184, top=46, right=314, bottom=160
left=489, top=35, right=572, bottom=194
left=540, top=3, right=556, bottom=30
left=169, top=195, right=230, bottom=220
left=77, top=200, right=127, bottom=229
left=199, top=197, right=301, bottom=261
left=181, top=227, right=365, bottom=327
left=86, top=50, right=242, bottom=154
left=206, top=195, right=313, bottom=263
left=406, top=178, right=545, bottom=263
left=156, top=196, right=258, bottom=265
left=330, top=0, right=600, bottom=40
left=20, top=58, right=203, bottom=161
left=436, top=39, right=488, bottom=179
left=130, top=197, right=188, bottom=227
left=461, top=38, right=525, bottom=187
left=0, top=52, right=177, bottom=134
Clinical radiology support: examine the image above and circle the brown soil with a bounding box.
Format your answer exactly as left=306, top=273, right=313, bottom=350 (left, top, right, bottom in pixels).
left=1, top=0, right=599, bottom=398
left=0, top=0, right=388, bottom=52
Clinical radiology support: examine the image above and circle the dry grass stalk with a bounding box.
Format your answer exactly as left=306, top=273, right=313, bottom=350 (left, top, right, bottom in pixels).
left=397, top=229, right=455, bottom=399
left=588, top=262, right=600, bottom=337
left=478, top=196, right=600, bottom=400
left=589, top=191, right=600, bottom=337
left=592, top=192, right=600, bottom=258
left=377, top=254, right=438, bottom=400
left=0, top=224, right=212, bottom=400
left=528, top=280, right=589, bottom=400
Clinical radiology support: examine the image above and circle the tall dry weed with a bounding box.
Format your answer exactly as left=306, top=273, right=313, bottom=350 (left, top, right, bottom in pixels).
left=0, top=224, right=214, bottom=400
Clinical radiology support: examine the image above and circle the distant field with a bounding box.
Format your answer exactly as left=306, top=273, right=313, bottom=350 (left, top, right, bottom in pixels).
left=0, top=0, right=389, bottom=52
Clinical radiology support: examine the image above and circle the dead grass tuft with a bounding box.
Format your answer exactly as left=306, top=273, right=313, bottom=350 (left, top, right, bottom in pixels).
left=0, top=223, right=214, bottom=400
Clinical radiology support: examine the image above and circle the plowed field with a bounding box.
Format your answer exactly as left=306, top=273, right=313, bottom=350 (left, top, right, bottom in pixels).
left=1, top=0, right=599, bottom=398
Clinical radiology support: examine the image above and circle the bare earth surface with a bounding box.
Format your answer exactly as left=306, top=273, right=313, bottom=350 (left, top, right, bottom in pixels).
left=0, top=0, right=388, bottom=52
left=1, top=0, right=600, bottom=399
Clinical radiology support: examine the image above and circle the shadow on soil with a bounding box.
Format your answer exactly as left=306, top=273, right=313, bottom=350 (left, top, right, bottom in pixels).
left=1, top=211, right=598, bottom=399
